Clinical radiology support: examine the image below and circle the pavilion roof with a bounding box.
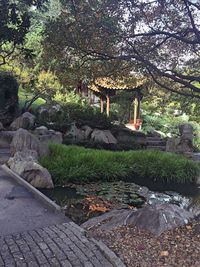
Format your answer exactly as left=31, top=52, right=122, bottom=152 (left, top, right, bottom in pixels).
left=89, top=77, right=144, bottom=93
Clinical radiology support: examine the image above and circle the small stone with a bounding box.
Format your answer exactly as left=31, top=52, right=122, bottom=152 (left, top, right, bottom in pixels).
left=160, top=251, right=169, bottom=257
left=186, top=225, right=192, bottom=230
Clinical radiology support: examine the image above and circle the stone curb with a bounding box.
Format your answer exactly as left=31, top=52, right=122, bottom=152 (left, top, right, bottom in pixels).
left=91, top=237, right=127, bottom=267
left=1, top=164, right=63, bottom=213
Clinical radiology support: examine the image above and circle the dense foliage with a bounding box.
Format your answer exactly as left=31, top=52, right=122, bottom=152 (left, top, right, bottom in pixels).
left=0, top=0, right=46, bottom=65
left=36, top=101, right=112, bottom=132
left=40, top=144, right=200, bottom=185
left=0, top=72, right=18, bottom=124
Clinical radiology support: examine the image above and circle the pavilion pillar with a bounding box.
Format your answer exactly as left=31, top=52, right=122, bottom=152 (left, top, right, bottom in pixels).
left=133, top=96, right=138, bottom=124
left=133, top=91, right=142, bottom=125
left=106, top=94, right=110, bottom=117
left=100, top=97, right=104, bottom=113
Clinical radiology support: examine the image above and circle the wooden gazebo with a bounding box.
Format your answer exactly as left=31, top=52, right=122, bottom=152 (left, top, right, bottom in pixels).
left=89, top=77, right=144, bottom=126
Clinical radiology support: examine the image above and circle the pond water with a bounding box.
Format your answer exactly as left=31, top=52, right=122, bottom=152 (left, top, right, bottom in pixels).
left=41, top=178, right=200, bottom=225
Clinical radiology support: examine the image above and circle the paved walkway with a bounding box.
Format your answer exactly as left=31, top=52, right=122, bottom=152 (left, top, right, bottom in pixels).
left=0, top=168, right=69, bottom=235
left=0, top=153, right=124, bottom=267
left=0, top=222, right=116, bottom=267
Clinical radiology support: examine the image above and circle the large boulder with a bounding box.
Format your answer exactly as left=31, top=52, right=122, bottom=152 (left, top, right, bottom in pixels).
left=65, top=123, right=85, bottom=141
left=10, top=128, right=41, bottom=156
left=82, top=204, right=193, bottom=236
left=10, top=112, right=35, bottom=130
left=34, top=126, right=49, bottom=136
left=34, top=126, right=63, bottom=156
left=177, top=124, right=194, bottom=153
left=8, top=150, right=54, bottom=189
left=113, top=127, right=146, bottom=146
left=91, top=129, right=117, bottom=144
left=65, top=124, right=94, bottom=142
left=81, top=125, right=93, bottom=139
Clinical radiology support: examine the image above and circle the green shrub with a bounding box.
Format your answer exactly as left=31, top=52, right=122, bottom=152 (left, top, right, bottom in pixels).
left=36, top=102, right=112, bottom=132
left=40, top=144, right=200, bottom=185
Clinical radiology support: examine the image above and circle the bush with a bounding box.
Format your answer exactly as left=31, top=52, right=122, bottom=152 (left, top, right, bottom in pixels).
left=40, top=144, right=200, bottom=185
left=36, top=102, right=112, bottom=132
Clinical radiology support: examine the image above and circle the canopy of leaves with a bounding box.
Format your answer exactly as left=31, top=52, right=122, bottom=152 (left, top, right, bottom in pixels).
left=43, top=0, right=200, bottom=98
left=0, top=0, right=46, bottom=65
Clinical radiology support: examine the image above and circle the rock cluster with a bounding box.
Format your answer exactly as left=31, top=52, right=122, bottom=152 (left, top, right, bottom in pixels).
left=7, top=123, right=63, bottom=188
left=65, top=123, right=146, bottom=145
left=65, top=123, right=117, bottom=144
left=0, top=112, right=63, bottom=188
left=8, top=150, right=53, bottom=188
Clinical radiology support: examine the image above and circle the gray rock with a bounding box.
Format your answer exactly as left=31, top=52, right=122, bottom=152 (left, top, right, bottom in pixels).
left=82, top=204, right=193, bottom=236
left=82, top=125, right=93, bottom=139
left=37, top=106, right=49, bottom=121
left=7, top=150, right=54, bottom=189
left=10, top=112, right=35, bottom=130
left=82, top=209, right=131, bottom=231
left=9, top=149, right=39, bottom=161
left=91, top=129, right=117, bottom=144
left=34, top=126, right=49, bottom=135
left=35, top=129, right=63, bottom=156
left=114, top=127, right=146, bottom=146
left=65, top=124, right=85, bottom=141
left=166, top=124, right=194, bottom=153
left=177, top=123, right=194, bottom=153
left=179, top=123, right=193, bottom=141
left=10, top=128, right=41, bottom=156
left=127, top=204, right=193, bottom=236
left=176, top=139, right=194, bottom=153
left=196, top=176, right=200, bottom=185
left=166, top=137, right=178, bottom=152
left=0, top=122, right=4, bottom=131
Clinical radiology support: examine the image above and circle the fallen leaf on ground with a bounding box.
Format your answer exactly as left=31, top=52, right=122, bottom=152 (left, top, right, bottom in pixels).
left=160, top=251, right=169, bottom=257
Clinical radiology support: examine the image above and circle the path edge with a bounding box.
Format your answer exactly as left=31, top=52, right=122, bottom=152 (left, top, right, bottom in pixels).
left=91, top=237, right=127, bottom=267
left=1, top=164, right=62, bottom=213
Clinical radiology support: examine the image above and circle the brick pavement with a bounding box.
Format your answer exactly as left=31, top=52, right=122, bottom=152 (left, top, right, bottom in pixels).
left=0, top=222, right=125, bottom=267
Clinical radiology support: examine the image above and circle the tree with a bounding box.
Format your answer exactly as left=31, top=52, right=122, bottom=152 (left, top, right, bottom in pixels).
left=43, top=0, right=200, bottom=98
left=0, top=0, right=46, bottom=65
left=0, top=72, right=18, bottom=124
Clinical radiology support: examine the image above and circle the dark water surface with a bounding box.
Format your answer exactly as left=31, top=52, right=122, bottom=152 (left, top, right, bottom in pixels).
left=40, top=186, right=83, bottom=206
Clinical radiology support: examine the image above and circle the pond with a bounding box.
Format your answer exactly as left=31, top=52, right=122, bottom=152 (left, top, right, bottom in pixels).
left=41, top=178, right=200, bottom=225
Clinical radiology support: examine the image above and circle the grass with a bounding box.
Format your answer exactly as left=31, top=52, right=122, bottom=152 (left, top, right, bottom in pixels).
left=40, top=144, right=200, bottom=185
